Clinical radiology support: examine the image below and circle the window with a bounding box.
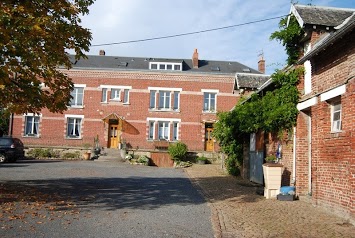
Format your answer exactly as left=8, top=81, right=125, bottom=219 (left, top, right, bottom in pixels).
left=150, top=90, right=156, bottom=108
left=147, top=118, right=180, bottom=141
left=70, top=87, right=84, bottom=107
left=149, top=121, right=155, bottom=140
left=158, top=121, right=169, bottom=140
left=173, top=91, right=179, bottom=110
left=25, top=115, right=40, bottom=136
left=110, top=89, right=121, bottom=100
left=123, top=89, right=129, bottom=103
left=149, top=87, right=181, bottom=111
left=331, top=101, right=342, bottom=132
left=66, top=117, right=82, bottom=138
left=159, top=91, right=171, bottom=109
left=203, top=92, right=216, bottom=112
left=101, top=88, right=107, bottom=103
left=149, top=62, right=182, bottom=71
left=173, top=122, right=178, bottom=141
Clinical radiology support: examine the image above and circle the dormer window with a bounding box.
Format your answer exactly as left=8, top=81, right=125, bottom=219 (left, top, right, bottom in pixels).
left=149, top=62, right=182, bottom=71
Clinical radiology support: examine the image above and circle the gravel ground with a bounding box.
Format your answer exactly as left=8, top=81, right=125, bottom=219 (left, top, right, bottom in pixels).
left=185, top=164, right=355, bottom=238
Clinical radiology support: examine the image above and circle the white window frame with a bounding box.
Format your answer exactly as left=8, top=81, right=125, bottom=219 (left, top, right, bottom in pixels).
left=70, top=85, right=85, bottom=107
left=100, top=85, right=132, bottom=104
left=149, top=62, right=182, bottom=71
left=101, top=88, right=108, bottom=103
left=148, top=87, right=181, bottom=111
left=65, top=114, right=84, bottom=139
left=158, top=121, right=170, bottom=140
left=202, top=89, right=218, bottom=113
left=147, top=118, right=181, bottom=141
left=24, top=113, right=41, bottom=137
left=110, top=88, right=121, bottom=101
left=331, top=101, right=342, bottom=132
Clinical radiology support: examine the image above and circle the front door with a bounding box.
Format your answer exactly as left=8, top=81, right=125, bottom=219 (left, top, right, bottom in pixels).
left=205, top=126, right=214, bottom=152
left=108, top=125, right=119, bottom=148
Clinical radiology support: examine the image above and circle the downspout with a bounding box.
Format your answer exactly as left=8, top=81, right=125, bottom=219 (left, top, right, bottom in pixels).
left=292, top=127, right=296, bottom=185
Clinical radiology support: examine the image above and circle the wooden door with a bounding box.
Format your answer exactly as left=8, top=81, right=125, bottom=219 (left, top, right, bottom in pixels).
left=108, top=125, right=119, bottom=148
left=205, top=128, right=214, bottom=152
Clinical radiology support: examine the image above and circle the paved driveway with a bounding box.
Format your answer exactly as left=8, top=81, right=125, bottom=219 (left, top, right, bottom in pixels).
left=0, top=160, right=213, bottom=238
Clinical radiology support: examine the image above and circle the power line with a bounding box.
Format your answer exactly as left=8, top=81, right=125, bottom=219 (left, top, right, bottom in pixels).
left=91, top=14, right=289, bottom=47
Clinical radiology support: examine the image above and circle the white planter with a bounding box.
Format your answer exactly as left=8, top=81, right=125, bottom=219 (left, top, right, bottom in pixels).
left=262, top=163, right=283, bottom=199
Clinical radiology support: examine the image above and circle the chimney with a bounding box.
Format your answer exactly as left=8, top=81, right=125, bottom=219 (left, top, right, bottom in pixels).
left=258, top=55, right=265, bottom=74
left=99, top=50, right=106, bottom=56
left=192, top=48, right=199, bottom=69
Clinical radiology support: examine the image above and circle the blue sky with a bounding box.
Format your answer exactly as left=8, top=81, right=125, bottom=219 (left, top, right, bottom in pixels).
left=80, top=0, right=354, bottom=74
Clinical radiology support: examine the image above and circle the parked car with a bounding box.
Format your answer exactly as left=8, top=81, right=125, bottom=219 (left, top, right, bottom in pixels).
left=0, top=137, right=25, bottom=163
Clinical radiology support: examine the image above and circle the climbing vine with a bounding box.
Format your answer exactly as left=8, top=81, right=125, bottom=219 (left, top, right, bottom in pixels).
left=214, top=14, right=304, bottom=175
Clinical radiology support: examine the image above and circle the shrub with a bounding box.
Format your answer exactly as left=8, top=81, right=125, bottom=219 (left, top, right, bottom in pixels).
left=62, top=151, right=81, bottom=159
left=225, top=156, right=241, bottom=176
left=27, top=148, right=59, bottom=158
left=137, top=155, right=150, bottom=166
left=168, top=142, right=188, bottom=161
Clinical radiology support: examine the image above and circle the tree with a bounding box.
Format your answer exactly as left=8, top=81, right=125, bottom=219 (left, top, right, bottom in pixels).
left=0, top=0, right=94, bottom=114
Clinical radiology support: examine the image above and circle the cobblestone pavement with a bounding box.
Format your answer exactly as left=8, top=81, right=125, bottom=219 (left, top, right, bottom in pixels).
left=184, top=164, right=355, bottom=238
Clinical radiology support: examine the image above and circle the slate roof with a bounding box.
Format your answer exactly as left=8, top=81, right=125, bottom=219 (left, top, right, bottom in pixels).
left=298, top=12, right=355, bottom=64
left=291, top=4, right=355, bottom=27
left=68, top=55, right=261, bottom=75
left=234, top=73, right=270, bottom=90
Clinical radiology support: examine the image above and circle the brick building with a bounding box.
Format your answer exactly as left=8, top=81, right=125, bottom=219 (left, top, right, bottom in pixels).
left=291, top=5, right=355, bottom=222
left=11, top=49, right=266, bottom=154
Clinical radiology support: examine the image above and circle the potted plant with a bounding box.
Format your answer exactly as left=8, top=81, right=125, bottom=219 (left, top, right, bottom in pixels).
left=196, top=156, right=208, bottom=165
left=93, top=135, right=101, bottom=157
left=82, top=143, right=92, bottom=160
left=265, top=155, right=277, bottom=163
left=120, top=139, right=127, bottom=159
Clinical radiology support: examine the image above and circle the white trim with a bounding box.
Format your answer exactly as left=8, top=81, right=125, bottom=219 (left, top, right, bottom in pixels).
left=23, top=113, right=42, bottom=117
left=65, top=114, right=84, bottom=119
left=149, top=62, right=182, bottom=71
left=320, top=85, right=346, bottom=101
left=148, top=86, right=182, bottom=91
left=147, top=117, right=181, bottom=122
left=100, top=85, right=132, bottom=89
left=73, top=84, right=86, bottom=87
left=201, top=89, right=219, bottom=93
left=297, top=97, right=318, bottom=111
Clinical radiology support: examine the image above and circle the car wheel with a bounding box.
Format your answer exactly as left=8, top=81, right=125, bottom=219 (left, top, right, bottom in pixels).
left=0, top=154, right=6, bottom=163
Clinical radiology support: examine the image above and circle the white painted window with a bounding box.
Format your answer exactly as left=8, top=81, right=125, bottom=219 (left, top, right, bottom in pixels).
left=304, top=60, right=312, bottom=94
left=158, top=121, right=169, bottom=140
left=24, top=115, right=40, bottom=136
left=149, top=62, right=182, bottom=71
left=147, top=118, right=181, bottom=141
left=149, top=87, right=181, bottom=111
left=110, top=89, right=121, bottom=101
left=123, top=89, right=130, bottom=104
left=331, top=101, right=342, bottom=132
left=203, top=92, right=216, bottom=112
left=70, top=87, right=84, bottom=107
left=66, top=117, right=82, bottom=138
left=101, top=88, right=107, bottom=103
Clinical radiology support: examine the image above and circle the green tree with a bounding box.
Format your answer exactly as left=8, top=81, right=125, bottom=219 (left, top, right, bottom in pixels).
left=0, top=0, right=94, bottom=114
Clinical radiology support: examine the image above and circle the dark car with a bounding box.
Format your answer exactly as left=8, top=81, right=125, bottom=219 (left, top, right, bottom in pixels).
left=0, top=137, right=25, bottom=163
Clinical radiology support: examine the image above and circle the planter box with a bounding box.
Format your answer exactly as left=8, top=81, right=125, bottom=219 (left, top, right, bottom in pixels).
left=277, top=194, right=295, bottom=201
left=262, top=163, right=283, bottom=199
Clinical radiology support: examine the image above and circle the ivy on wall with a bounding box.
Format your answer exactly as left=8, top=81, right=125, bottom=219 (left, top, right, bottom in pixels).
left=214, top=15, right=303, bottom=175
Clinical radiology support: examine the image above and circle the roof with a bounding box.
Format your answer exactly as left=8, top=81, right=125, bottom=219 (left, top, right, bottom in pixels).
left=298, top=12, right=355, bottom=63
left=291, top=4, right=355, bottom=28
left=234, top=73, right=270, bottom=91
left=68, top=55, right=261, bottom=75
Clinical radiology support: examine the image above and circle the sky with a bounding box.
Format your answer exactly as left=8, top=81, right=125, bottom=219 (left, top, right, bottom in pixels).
left=79, top=0, right=354, bottom=74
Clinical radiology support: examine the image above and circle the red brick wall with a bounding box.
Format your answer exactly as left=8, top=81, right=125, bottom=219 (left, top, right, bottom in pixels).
left=12, top=70, right=239, bottom=152
left=293, top=29, right=355, bottom=219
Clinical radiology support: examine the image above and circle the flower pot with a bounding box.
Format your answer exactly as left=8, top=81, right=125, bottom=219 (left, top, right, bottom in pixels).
left=262, top=163, right=283, bottom=199
left=83, top=152, right=91, bottom=160
left=120, top=149, right=126, bottom=159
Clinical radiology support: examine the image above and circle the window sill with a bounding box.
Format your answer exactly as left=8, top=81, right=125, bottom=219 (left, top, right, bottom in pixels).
left=66, top=137, right=82, bottom=140
left=202, top=111, right=216, bottom=114
left=24, top=135, right=40, bottom=138
left=149, top=108, right=180, bottom=112
left=69, top=106, right=84, bottom=109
